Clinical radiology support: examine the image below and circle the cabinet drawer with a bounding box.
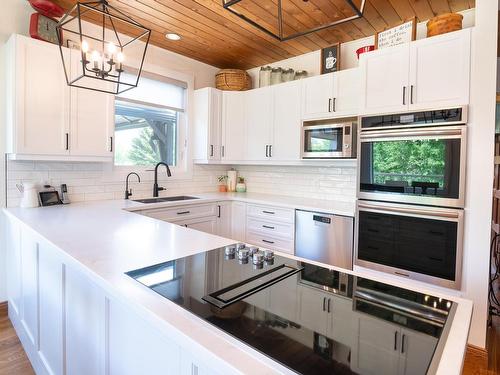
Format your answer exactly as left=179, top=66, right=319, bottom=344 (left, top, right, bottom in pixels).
left=246, top=231, right=294, bottom=255
left=247, top=204, right=295, bottom=223
left=246, top=217, right=294, bottom=239
left=141, top=204, right=217, bottom=222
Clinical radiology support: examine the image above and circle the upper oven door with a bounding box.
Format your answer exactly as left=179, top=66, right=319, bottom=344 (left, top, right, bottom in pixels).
left=302, top=123, right=354, bottom=158
left=358, top=126, right=466, bottom=208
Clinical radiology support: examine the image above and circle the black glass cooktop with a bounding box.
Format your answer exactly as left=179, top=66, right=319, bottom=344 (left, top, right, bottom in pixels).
left=126, top=245, right=454, bottom=375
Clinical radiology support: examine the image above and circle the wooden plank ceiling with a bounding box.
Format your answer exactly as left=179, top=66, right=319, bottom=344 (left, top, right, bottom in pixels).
left=52, top=0, right=475, bottom=69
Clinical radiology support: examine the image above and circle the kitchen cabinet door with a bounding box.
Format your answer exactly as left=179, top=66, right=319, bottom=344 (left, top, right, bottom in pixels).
left=108, top=297, right=181, bottom=375
left=301, top=73, right=334, bottom=120
left=245, top=87, right=273, bottom=161
left=298, top=285, right=328, bottom=335
left=352, top=313, right=401, bottom=375
left=65, top=267, right=105, bottom=375
left=332, top=68, right=360, bottom=117
left=20, top=230, right=39, bottom=349
left=194, top=88, right=222, bottom=161
left=69, top=50, right=114, bottom=158
left=231, top=201, right=247, bottom=242
left=7, top=34, right=70, bottom=155
left=38, top=243, right=64, bottom=375
left=398, top=328, right=438, bottom=375
left=271, top=80, right=301, bottom=161
left=327, top=295, right=355, bottom=347
left=222, top=91, right=246, bottom=162
left=216, top=201, right=232, bottom=238
left=174, top=216, right=217, bottom=235
left=359, top=43, right=410, bottom=115
left=6, top=217, right=22, bottom=317
left=409, top=29, right=471, bottom=110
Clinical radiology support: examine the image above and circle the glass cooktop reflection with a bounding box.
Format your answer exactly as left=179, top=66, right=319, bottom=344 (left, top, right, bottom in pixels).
left=126, top=245, right=455, bottom=375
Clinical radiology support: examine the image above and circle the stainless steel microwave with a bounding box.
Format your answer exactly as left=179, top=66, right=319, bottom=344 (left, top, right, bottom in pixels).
left=301, top=119, right=357, bottom=159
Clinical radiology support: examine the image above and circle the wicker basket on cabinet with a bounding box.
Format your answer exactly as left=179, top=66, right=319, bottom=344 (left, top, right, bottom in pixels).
left=426, top=13, right=463, bottom=37
left=215, top=69, right=252, bottom=91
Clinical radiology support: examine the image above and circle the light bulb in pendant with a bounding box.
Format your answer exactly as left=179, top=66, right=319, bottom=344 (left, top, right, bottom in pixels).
left=116, top=51, right=125, bottom=63
left=107, top=43, right=117, bottom=55
left=91, top=50, right=101, bottom=62
left=81, top=40, right=89, bottom=53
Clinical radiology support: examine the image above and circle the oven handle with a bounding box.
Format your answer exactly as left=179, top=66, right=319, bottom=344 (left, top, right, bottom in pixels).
left=357, top=201, right=462, bottom=220
left=359, top=126, right=465, bottom=141
left=302, top=122, right=355, bottom=131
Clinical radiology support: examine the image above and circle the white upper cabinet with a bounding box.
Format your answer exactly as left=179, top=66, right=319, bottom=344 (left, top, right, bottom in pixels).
left=193, top=87, right=222, bottom=162
left=245, top=87, right=273, bottom=161
left=360, top=43, right=411, bottom=115
left=360, top=29, right=471, bottom=115
left=409, top=29, right=471, bottom=110
left=5, top=34, right=115, bottom=161
left=271, top=80, right=301, bottom=161
left=6, top=34, right=70, bottom=156
left=302, top=73, right=335, bottom=120
left=69, top=50, right=114, bottom=157
left=221, top=91, right=246, bottom=162
left=302, top=69, right=360, bottom=120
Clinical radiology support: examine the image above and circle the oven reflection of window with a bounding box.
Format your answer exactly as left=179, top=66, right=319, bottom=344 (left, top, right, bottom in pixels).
left=372, top=140, right=446, bottom=189
left=309, top=130, right=339, bottom=152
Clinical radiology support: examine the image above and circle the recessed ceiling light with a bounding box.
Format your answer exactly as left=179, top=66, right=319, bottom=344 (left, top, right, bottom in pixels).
left=166, top=33, right=181, bottom=41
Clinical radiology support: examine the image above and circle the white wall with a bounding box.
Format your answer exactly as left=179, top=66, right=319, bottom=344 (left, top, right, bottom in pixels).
left=461, top=1, right=497, bottom=348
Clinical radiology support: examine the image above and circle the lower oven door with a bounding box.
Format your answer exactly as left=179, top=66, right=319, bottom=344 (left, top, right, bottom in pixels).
left=355, top=200, right=463, bottom=289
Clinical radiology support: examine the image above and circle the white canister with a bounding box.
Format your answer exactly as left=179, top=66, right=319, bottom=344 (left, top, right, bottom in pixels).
left=227, top=170, right=238, bottom=192
left=16, top=182, right=39, bottom=208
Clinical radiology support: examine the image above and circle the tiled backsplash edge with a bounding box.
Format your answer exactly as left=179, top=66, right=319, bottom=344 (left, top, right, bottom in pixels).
left=6, top=160, right=356, bottom=207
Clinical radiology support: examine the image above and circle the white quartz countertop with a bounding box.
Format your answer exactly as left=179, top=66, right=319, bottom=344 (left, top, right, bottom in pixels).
left=3, top=196, right=472, bottom=375
left=124, top=191, right=356, bottom=217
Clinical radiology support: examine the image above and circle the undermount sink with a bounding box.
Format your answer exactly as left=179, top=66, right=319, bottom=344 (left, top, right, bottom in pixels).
left=133, top=196, right=200, bottom=204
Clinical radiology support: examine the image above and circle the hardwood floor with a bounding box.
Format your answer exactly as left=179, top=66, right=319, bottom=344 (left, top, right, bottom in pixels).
left=0, top=298, right=498, bottom=375
left=0, top=302, right=34, bottom=375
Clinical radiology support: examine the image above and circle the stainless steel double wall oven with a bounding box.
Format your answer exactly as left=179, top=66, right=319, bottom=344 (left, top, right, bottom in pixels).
left=355, top=107, right=467, bottom=289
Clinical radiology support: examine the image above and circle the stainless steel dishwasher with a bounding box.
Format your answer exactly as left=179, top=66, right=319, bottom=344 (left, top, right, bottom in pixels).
left=295, top=210, right=354, bottom=269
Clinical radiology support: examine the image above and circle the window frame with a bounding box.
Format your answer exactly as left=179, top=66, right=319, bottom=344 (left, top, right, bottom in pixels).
left=111, top=63, right=194, bottom=181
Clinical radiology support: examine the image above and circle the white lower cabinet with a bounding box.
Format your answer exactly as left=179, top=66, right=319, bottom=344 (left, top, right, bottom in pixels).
left=231, top=201, right=247, bottom=242
left=108, top=298, right=181, bottom=375
left=38, top=243, right=64, bottom=375
left=216, top=201, right=232, bottom=238
left=4, top=215, right=232, bottom=375
left=65, top=266, right=105, bottom=375
left=351, top=313, right=437, bottom=375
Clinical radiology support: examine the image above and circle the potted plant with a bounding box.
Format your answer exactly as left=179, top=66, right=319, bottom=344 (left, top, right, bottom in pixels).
left=236, top=176, right=247, bottom=193
left=217, top=175, right=228, bottom=192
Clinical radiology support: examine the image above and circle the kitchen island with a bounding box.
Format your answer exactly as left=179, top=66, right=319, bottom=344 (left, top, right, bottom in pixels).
left=2, top=196, right=472, bottom=375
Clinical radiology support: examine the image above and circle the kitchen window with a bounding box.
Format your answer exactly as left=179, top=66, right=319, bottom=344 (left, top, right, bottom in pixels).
left=114, top=72, right=187, bottom=168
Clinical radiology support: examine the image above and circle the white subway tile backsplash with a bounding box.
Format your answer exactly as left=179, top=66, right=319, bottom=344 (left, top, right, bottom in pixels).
left=5, top=160, right=357, bottom=207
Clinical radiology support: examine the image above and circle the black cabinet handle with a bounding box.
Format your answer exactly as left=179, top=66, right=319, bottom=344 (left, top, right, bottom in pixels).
left=262, top=225, right=275, bottom=230
left=410, top=85, right=414, bottom=104
left=184, top=224, right=188, bottom=227
left=269, top=145, right=272, bottom=157
left=262, top=239, right=274, bottom=244
left=328, top=98, right=332, bottom=112
left=221, top=146, right=225, bottom=158
left=217, top=205, right=221, bottom=218
left=402, top=86, right=406, bottom=105
left=401, top=334, right=406, bottom=354
left=177, top=211, right=190, bottom=215
left=210, top=145, right=214, bottom=157
left=327, top=298, right=331, bottom=313
left=394, top=331, right=398, bottom=351
left=322, top=297, right=326, bottom=311
left=65, top=133, right=69, bottom=150
left=109, top=136, right=113, bottom=152
left=265, top=145, right=269, bottom=157
left=332, top=97, right=336, bottom=112
left=262, top=210, right=275, bottom=215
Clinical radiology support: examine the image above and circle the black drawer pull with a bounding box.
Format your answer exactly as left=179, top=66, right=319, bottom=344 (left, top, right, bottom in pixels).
left=262, top=225, right=275, bottom=230
left=177, top=211, right=191, bottom=215
left=262, top=210, right=275, bottom=215
left=262, top=239, right=274, bottom=244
